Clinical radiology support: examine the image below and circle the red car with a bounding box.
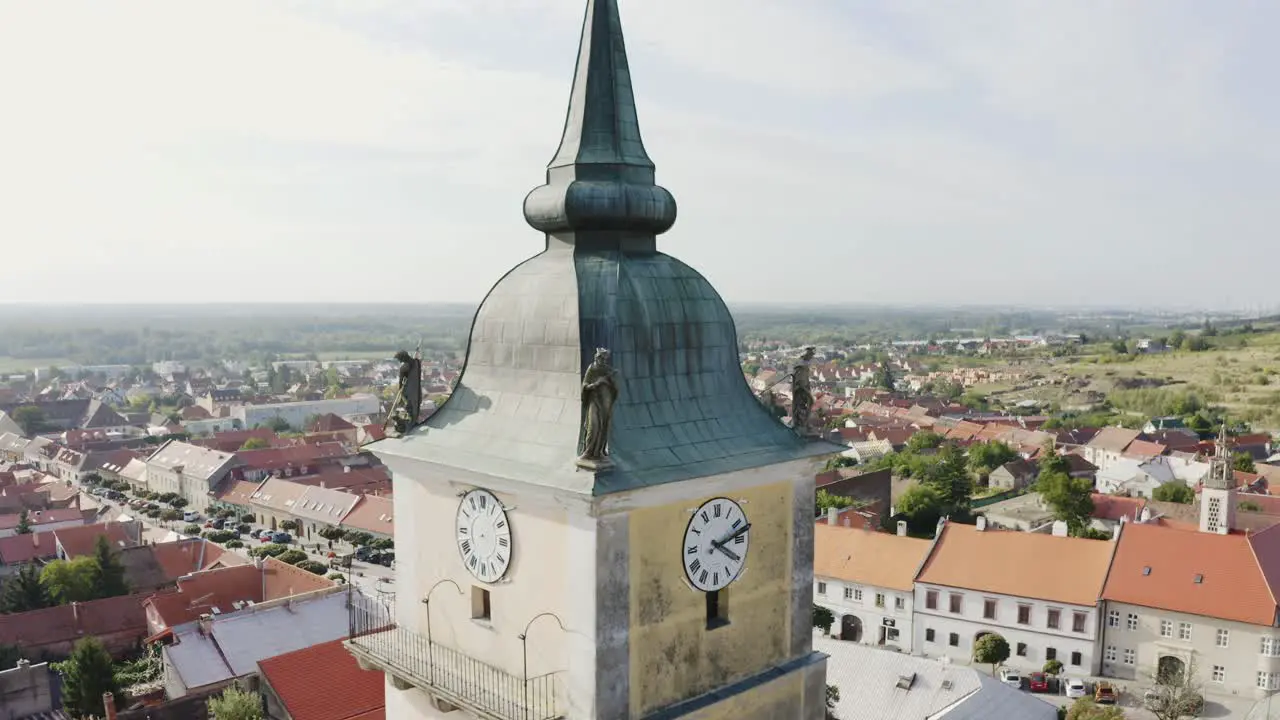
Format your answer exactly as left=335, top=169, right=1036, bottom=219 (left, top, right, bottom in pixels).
left=1028, top=672, right=1049, bottom=692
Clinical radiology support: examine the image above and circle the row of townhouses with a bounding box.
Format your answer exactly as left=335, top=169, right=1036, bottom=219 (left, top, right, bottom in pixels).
left=816, top=442, right=1280, bottom=700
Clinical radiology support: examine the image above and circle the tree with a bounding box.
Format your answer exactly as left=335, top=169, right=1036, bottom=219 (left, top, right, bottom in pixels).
left=919, top=443, right=973, bottom=518
left=1145, top=657, right=1204, bottom=720
left=825, top=683, right=840, bottom=720
left=1233, top=452, right=1256, bottom=473
left=41, top=557, right=99, bottom=604
left=1152, top=482, right=1195, bottom=504
left=318, top=525, right=345, bottom=542
left=972, top=633, right=1010, bottom=675
left=874, top=362, right=895, bottom=391
left=816, top=490, right=854, bottom=516
left=906, top=431, right=945, bottom=452
left=896, top=483, right=944, bottom=535
left=239, top=437, right=269, bottom=450
left=1037, top=467, right=1094, bottom=535
left=813, top=605, right=835, bottom=634
left=265, top=416, right=292, bottom=433
left=1066, top=698, right=1126, bottom=720
left=823, top=455, right=857, bottom=472
left=92, top=535, right=129, bottom=599
left=280, top=519, right=300, bottom=533
left=161, top=508, right=183, bottom=522
left=207, top=685, right=263, bottom=720
left=1, top=564, right=53, bottom=613
left=58, top=637, right=124, bottom=718
left=11, top=406, right=46, bottom=436
left=1043, top=659, right=1064, bottom=676
left=1169, top=329, right=1187, bottom=350
left=15, top=509, right=31, bottom=535
left=967, top=441, right=1018, bottom=476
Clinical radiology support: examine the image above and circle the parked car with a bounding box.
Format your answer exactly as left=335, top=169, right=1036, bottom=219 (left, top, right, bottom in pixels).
left=106, top=490, right=126, bottom=501
left=1028, top=672, right=1048, bottom=693
left=329, top=552, right=354, bottom=569
left=270, top=531, right=291, bottom=544
left=204, top=518, right=226, bottom=530
left=258, top=530, right=275, bottom=542
left=998, top=668, right=1022, bottom=689
left=1095, top=681, right=1117, bottom=705
left=1065, top=678, right=1088, bottom=699
left=183, top=511, right=200, bottom=522
left=355, top=546, right=375, bottom=562
left=91, top=487, right=110, bottom=497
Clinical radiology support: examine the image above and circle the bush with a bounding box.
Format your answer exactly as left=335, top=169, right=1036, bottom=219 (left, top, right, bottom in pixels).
left=326, top=573, right=347, bottom=584
left=169, top=497, right=189, bottom=509
left=280, top=520, right=300, bottom=533
left=1043, top=659, right=1063, bottom=675
left=158, top=492, right=178, bottom=503
left=371, top=538, right=394, bottom=551
left=182, top=524, right=202, bottom=536
left=251, top=543, right=288, bottom=558
left=225, top=540, right=244, bottom=549
left=216, top=509, right=236, bottom=519
left=204, top=530, right=237, bottom=544
left=237, top=523, right=252, bottom=535
left=160, top=509, right=183, bottom=522
left=295, top=560, right=328, bottom=575
left=144, top=508, right=161, bottom=518
left=276, top=549, right=308, bottom=565
left=240, top=513, right=256, bottom=524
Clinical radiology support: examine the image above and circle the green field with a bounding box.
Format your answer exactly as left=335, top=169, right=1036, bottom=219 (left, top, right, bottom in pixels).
left=0, top=357, right=74, bottom=374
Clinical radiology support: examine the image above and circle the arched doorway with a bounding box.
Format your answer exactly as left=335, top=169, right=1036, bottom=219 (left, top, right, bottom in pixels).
left=840, top=615, right=863, bottom=642
left=1158, top=655, right=1186, bottom=684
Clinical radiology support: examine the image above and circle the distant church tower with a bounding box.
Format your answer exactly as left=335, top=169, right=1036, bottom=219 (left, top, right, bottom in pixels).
left=345, top=1, right=837, bottom=718
left=1199, top=424, right=1236, bottom=535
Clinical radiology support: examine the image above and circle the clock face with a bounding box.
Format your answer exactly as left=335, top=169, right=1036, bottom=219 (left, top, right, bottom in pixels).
left=455, top=489, right=512, bottom=583
left=682, top=497, right=749, bottom=592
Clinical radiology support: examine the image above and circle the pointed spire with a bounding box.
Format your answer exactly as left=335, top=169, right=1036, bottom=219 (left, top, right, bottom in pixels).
left=524, top=0, right=676, bottom=240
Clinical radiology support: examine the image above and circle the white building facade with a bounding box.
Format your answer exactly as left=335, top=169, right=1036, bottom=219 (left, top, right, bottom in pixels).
left=816, top=577, right=914, bottom=653
left=913, top=583, right=1104, bottom=675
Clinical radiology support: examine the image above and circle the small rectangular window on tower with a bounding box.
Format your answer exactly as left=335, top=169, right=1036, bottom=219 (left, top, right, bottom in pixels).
left=706, top=590, right=729, bottom=630
left=471, top=586, right=491, bottom=621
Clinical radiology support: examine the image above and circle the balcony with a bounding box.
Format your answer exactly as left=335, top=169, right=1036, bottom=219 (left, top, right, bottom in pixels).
left=345, top=591, right=563, bottom=720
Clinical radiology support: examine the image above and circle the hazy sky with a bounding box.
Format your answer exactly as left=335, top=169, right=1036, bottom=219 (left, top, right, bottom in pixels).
left=1, top=1, right=1276, bottom=309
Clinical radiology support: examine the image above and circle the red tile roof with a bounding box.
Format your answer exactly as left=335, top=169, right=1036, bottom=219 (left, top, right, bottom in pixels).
left=340, top=495, right=394, bottom=536
left=0, top=529, right=59, bottom=564
left=54, top=522, right=135, bottom=558
left=233, top=442, right=350, bottom=472
left=0, top=507, right=85, bottom=531
left=258, top=639, right=385, bottom=720
left=815, top=506, right=881, bottom=531
left=0, top=593, right=149, bottom=650
left=1102, top=522, right=1280, bottom=626
left=1123, top=440, right=1168, bottom=458
left=1090, top=494, right=1146, bottom=522
left=144, top=557, right=334, bottom=631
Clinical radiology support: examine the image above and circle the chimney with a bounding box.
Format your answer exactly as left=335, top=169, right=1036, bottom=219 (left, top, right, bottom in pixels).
left=1051, top=520, right=1069, bottom=537
left=826, top=507, right=838, bottom=525
left=320, top=481, right=326, bottom=489
left=1139, top=507, right=1152, bottom=523
left=842, top=517, right=850, bottom=527
left=1112, top=523, right=1122, bottom=541
left=896, top=520, right=908, bottom=537
left=103, top=692, right=117, bottom=720
left=975, top=516, right=987, bottom=532
left=71, top=602, right=79, bottom=624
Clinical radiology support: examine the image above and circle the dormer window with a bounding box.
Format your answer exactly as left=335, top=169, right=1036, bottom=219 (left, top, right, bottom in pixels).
left=1142, top=566, right=1152, bottom=576
left=1194, top=574, right=1204, bottom=584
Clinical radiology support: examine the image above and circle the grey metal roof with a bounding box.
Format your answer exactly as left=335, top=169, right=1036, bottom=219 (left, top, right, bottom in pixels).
left=165, top=592, right=348, bottom=690
left=818, top=638, right=1056, bottom=720
left=373, top=0, right=837, bottom=495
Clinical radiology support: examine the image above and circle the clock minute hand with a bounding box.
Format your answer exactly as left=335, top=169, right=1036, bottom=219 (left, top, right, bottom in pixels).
left=713, top=522, right=752, bottom=548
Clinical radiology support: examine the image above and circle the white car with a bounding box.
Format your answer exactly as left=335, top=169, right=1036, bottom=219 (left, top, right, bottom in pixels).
left=183, top=511, right=200, bottom=522
left=1065, top=678, right=1088, bottom=698
left=998, top=668, right=1022, bottom=689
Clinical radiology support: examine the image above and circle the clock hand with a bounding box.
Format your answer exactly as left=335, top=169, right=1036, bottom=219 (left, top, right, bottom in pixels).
left=711, top=543, right=741, bottom=562
left=712, top=522, right=752, bottom=548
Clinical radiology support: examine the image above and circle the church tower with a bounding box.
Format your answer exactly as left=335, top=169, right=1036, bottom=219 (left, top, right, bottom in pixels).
left=1199, top=424, right=1236, bottom=535
left=345, top=1, right=835, bottom=718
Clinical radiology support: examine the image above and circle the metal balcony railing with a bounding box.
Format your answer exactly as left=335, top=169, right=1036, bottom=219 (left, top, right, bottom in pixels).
left=347, top=591, right=562, bottom=720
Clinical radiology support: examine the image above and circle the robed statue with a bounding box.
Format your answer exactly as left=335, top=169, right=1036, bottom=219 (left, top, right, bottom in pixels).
left=578, top=348, right=619, bottom=467
left=387, top=350, right=422, bottom=436
left=790, top=346, right=816, bottom=435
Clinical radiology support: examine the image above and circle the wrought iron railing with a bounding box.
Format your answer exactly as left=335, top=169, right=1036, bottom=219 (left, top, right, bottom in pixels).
left=347, top=591, right=562, bottom=720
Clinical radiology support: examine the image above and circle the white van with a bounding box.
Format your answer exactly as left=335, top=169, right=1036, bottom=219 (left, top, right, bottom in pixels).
left=183, top=510, right=200, bottom=522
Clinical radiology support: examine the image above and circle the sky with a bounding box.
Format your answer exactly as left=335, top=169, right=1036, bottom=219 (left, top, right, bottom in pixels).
left=1, top=0, right=1276, bottom=310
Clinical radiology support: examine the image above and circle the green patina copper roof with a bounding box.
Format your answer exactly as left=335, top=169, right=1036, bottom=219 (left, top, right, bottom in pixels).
left=373, top=0, right=837, bottom=495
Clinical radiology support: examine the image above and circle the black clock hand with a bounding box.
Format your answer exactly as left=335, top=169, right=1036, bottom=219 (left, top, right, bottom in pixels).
left=711, top=543, right=741, bottom=562
left=713, top=522, right=751, bottom=547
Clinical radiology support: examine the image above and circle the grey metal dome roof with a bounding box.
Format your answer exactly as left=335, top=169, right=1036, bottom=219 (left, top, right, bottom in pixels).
left=375, top=0, right=835, bottom=495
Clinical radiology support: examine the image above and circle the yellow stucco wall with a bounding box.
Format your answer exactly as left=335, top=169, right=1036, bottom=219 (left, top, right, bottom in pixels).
left=628, top=480, right=796, bottom=717
left=678, top=669, right=808, bottom=720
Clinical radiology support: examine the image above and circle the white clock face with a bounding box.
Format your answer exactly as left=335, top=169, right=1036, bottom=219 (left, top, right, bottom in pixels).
left=682, top=497, right=749, bottom=592
left=455, top=489, right=512, bottom=583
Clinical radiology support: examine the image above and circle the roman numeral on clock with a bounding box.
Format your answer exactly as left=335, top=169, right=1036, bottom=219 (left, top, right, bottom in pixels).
left=690, top=558, right=701, bottom=574
left=499, top=537, right=509, bottom=547
left=460, top=540, right=471, bottom=554
left=713, top=504, right=722, bottom=517
left=735, top=534, right=745, bottom=545
left=687, top=545, right=698, bottom=555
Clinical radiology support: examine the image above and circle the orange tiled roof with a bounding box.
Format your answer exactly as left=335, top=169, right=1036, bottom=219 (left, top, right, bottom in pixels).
left=1103, top=521, right=1280, bottom=626
left=258, top=639, right=385, bottom=720
left=814, top=524, right=932, bottom=592
left=1091, top=494, right=1146, bottom=522
left=54, top=522, right=134, bottom=558
left=340, top=494, right=394, bottom=536
left=916, top=522, right=1116, bottom=606
left=1124, top=440, right=1168, bottom=458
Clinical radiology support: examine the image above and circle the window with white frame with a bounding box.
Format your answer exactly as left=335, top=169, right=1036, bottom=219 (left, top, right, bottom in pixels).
left=817, top=582, right=827, bottom=595
left=1107, top=610, right=1120, bottom=628
left=854, top=588, right=863, bottom=601
left=894, top=596, right=905, bottom=610
left=1160, top=620, right=1173, bottom=638
left=1105, top=646, right=1117, bottom=662
left=1126, top=613, right=1138, bottom=630
left=843, top=587, right=853, bottom=600
left=1178, top=622, right=1192, bottom=641
left=1216, top=629, right=1230, bottom=648
left=1259, top=672, right=1279, bottom=690
left=1123, top=648, right=1136, bottom=665
left=876, top=593, right=885, bottom=608
left=1212, top=665, right=1224, bottom=683
left=1263, top=637, right=1280, bottom=657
